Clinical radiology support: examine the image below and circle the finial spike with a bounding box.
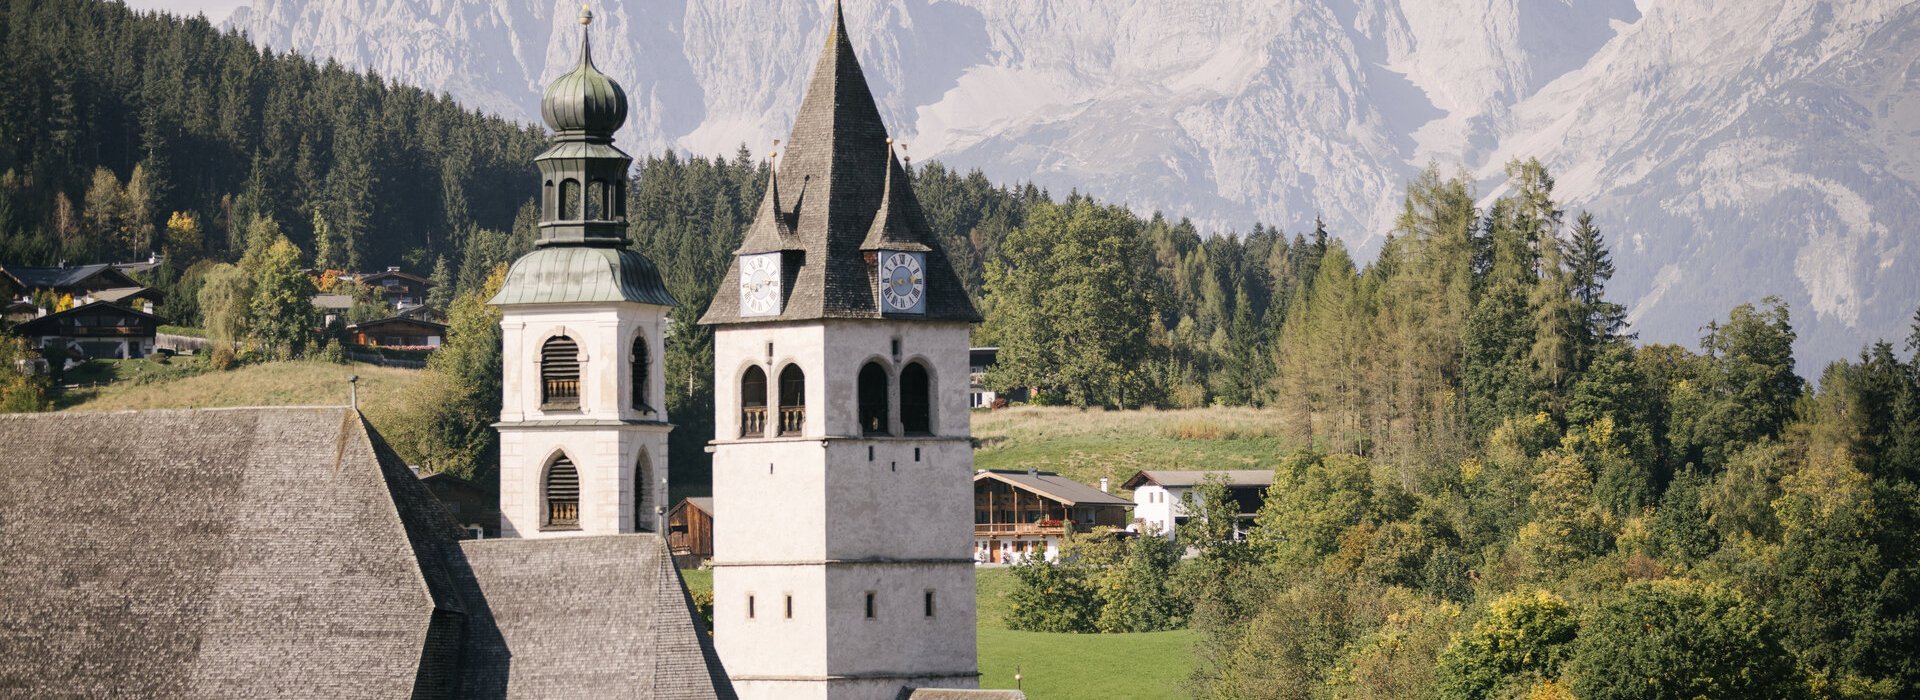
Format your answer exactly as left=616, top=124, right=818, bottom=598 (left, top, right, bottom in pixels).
left=578, top=4, right=594, bottom=67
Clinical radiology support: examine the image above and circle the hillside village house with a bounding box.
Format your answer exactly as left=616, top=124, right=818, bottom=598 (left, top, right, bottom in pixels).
left=1, top=260, right=164, bottom=319
left=347, top=316, right=447, bottom=348
left=973, top=469, right=1132, bottom=563
left=1124, top=469, right=1274, bottom=540
left=667, top=497, right=715, bottom=569
left=14, top=300, right=163, bottom=361
left=351, top=266, right=433, bottom=309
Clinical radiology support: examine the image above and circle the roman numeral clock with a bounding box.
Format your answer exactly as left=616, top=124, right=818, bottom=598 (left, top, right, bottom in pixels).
left=738, top=252, right=782, bottom=317
left=878, top=251, right=926, bottom=314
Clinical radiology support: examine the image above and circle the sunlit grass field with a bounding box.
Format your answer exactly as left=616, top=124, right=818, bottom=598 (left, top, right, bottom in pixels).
left=59, top=358, right=424, bottom=437
left=971, top=404, right=1292, bottom=487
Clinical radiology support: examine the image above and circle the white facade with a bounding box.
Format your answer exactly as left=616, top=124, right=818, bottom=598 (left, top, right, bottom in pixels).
left=712, top=319, right=979, bottom=700
left=1131, top=483, right=1186, bottom=539
left=496, top=301, right=671, bottom=538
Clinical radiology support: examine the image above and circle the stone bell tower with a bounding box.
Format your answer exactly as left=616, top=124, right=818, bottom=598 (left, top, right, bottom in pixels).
left=699, top=3, right=983, bottom=698
left=491, top=6, right=677, bottom=539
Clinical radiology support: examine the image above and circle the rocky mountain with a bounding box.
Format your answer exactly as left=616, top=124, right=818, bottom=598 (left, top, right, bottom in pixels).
left=225, top=0, right=1920, bottom=367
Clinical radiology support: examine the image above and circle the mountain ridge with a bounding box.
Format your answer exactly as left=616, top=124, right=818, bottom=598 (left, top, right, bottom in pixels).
left=224, top=0, right=1920, bottom=367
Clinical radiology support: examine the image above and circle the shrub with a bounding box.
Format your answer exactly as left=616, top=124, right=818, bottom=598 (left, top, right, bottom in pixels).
left=1569, top=580, right=1805, bottom=700
left=1434, top=590, right=1580, bottom=700
left=1004, top=557, right=1100, bottom=633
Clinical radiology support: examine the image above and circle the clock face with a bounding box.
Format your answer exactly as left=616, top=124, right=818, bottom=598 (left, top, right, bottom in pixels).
left=739, top=253, right=781, bottom=317
left=879, top=252, right=926, bottom=314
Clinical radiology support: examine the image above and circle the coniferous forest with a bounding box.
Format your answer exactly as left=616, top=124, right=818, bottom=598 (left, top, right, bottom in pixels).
left=6, top=1, right=1920, bottom=696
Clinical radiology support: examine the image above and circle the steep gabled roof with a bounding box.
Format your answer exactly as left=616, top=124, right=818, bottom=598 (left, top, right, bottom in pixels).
left=700, top=3, right=977, bottom=325
left=1121, top=469, right=1276, bottom=490
left=975, top=470, right=1132, bottom=507
left=0, top=407, right=469, bottom=697
left=3, top=263, right=144, bottom=292
left=13, top=299, right=165, bottom=335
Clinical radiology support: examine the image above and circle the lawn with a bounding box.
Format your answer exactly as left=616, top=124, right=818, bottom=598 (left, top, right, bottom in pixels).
left=59, top=359, right=425, bottom=437
left=972, top=405, right=1293, bottom=488
left=678, top=566, right=1195, bottom=699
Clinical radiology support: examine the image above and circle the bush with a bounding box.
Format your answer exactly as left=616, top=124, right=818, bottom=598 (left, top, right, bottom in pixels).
left=1004, top=557, right=1101, bottom=633
left=207, top=345, right=238, bottom=371
left=1569, top=580, right=1805, bottom=700
left=1434, top=590, right=1580, bottom=700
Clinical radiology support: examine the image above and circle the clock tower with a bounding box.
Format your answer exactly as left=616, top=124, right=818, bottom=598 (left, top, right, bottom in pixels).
left=699, top=3, right=982, bottom=698
left=490, top=7, right=677, bottom=539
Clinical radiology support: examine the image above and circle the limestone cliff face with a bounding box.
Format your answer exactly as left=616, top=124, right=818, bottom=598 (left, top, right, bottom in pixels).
left=229, top=0, right=1920, bottom=365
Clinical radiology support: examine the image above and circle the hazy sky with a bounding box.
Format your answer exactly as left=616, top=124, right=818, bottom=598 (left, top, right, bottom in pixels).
left=122, top=0, right=248, bottom=24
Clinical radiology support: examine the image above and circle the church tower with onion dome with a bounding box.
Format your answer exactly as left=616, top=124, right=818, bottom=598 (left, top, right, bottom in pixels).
left=490, top=6, right=677, bottom=539
left=700, top=2, right=983, bottom=698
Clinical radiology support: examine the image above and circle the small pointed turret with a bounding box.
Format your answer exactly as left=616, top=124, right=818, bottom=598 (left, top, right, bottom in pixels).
left=861, top=141, right=930, bottom=253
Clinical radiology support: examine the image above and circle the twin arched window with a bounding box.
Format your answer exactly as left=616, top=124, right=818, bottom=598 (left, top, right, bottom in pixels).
left=741, top=366, right=768, bottom=437
left=778, top=365, right=806, bottom=436
left=545, top=455, right=579, bottom=527
left=858, top=362, right=889, bottom=435
left=541, top=336, right=581, bottom=408
left=738, top=364, right=809, bottom=437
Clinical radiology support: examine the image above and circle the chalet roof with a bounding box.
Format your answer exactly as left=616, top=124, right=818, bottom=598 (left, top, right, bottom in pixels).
left=2, top=263, right=143, bottom=292
left=699, top=3, right=977, bottom=325
left=87, top=286, right=162, bottom=304
left=0, top=407, right=730, bottom=698
left=975, top=470, right=1132, bottom=507
left=359, top=268, right=432, bottom=286
left=311, top=293, right=355, bottom=310
left=348, top=316, right=449, bottom=332
left=12, top=299, right=165, bottom=336
left=451, top=535, right=735, bottom=698
left=1121, top=469, right=1276, bottom=490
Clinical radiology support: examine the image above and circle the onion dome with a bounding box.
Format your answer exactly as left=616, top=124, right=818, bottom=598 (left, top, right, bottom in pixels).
left=540, top=6, right=628, bottom=135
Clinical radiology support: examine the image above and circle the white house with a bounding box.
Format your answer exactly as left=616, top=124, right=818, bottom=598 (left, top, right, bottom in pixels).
left=1123, top=469, right=1274, bottom=540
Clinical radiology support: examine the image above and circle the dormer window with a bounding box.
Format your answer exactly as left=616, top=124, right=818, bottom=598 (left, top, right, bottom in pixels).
left=541, top=336, right=581, bottom=410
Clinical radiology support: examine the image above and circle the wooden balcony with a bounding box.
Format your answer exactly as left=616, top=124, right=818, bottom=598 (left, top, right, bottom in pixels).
left=974, top=521, right=1072, bottom=536
left=741, top=406, right=767, bottom=437
left=547, top=501, right=578, bottom=527
left=542, top=378, right=580, bottom=409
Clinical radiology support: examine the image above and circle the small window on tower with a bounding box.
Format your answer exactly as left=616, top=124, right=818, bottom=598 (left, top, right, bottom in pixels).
left=858, top=361, right=889, bottom=435
left=544, top=455, right=579, bottom=528
left=925, top=590, right=936, bottom=617
left=587, top=178, right=607, bottom=219
left=560, top=179, right=581, bottom=220
left=748, top=595, right=756, bottom=619
left=741, top=366, right=768, bottom=438
left=865, top=591, right=877, bottom=619
left=777, top=364, right=806, bottom=436
left=901, top=362, right=931, bottom=434
left=785, top=595, right=794, bottom=619
left=630, top=336, right=651, bottom=411
left=540, top=336, right=581, bottom=409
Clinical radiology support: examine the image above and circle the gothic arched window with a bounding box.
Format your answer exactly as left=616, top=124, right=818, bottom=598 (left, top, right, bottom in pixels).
left=901, top=362, right=931, bottom=434
left=541, top=335, right=580, bottom=409
left=631, top=335, right=650, bottom=411
left=778, top=364, right=806, bottom=436
left=858, top=361, right=889, bottom=435
left=560, top=178, right=581, bottom=220
left=633, top=450, right=654, bottom=532
left=741, top=366, right=768, bottom=438
left=587, top=178, right=607, bottom=219
left=545, top=455, right=579, bottom=528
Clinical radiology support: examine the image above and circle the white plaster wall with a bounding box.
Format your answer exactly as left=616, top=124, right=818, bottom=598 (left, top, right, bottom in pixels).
left=823, top=562, right=977, bottom=680
left=1134, top=483, right=1177, bottom=538
left=498, top=302, right=671, bottom=422
left=498, top=426, right=668, bottom=538
left=823, top=440, right=971, bottom=559
left=713, top=564, right=829, bottom=681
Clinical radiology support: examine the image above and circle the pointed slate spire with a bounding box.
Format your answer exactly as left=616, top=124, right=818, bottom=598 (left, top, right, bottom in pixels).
left=736, top=150, right=800, bottom=254
left=861, top=141, right=930, bottom=253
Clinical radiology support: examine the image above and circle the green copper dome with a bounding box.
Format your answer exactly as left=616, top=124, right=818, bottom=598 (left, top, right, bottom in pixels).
left=540, top=8, right=627, bottom=135
left=489, top=246, right=678, bottom=307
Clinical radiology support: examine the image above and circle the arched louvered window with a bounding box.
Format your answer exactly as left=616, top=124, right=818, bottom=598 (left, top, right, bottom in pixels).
left=741, top=366, right=768, bottom=438
left=541, top=336, right=580, bottom=409
left=858, top=361, right=889, bottom=435
left=778, top=364, right=806, bottom=436
left=901, top=362, right=931, bottom=434
left=545, top=456, right=579, bottom=528
left=587, top=178, right=607, bottom=219
left=560, top=179, right=581, bottom=220
left=633, top=450, right=654, bottom=532
left=631, top=336, right=651, bottom=411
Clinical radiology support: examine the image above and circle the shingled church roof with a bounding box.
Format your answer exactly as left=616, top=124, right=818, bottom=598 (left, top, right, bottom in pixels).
left=0, top=407, right=730, bottom=699
left=699, top=2, right=978, bottom=325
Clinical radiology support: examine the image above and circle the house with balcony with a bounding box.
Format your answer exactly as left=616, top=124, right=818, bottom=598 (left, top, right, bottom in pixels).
left=1123, top=469, right=1273, bottom=540
left=973, top=469, right=1131, bottom=564
left=14, top=300, right=164, bottom=361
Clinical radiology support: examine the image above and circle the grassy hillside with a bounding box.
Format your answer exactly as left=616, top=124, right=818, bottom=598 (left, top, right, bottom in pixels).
left=972, top=405, right=1292, bottom=488
left=60, top=359, right=424, bottom=438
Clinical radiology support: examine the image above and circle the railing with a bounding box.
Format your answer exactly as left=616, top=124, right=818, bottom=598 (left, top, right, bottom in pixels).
left=778, top=406, right=805, bottom=435
left=543, top=379, right=580, bottom=408
left=741, top=406, right=767, bottom=437
left=975, top=522, right=1070, bottom=535
left=548, top=501, right=579, bottom=526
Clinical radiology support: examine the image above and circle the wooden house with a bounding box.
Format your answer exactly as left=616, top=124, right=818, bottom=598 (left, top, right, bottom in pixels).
left=973, top=469, right=1131, bottom=564
left=346, top=317, right=447, bottom=348
left=667, top=497, right=714, bottom=569
left=356, top=267, right=433, bottom=309
left=14, top=300, right=164, bottom=360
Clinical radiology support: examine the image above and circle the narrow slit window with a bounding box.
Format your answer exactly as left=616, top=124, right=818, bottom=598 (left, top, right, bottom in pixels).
left=924, top=591, right=935, bottom=617
left=748, top=595, right=756, bottom=619
left=785, top=595, right=794, bottom=619
left=865, top=592, right=876, bottom=619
